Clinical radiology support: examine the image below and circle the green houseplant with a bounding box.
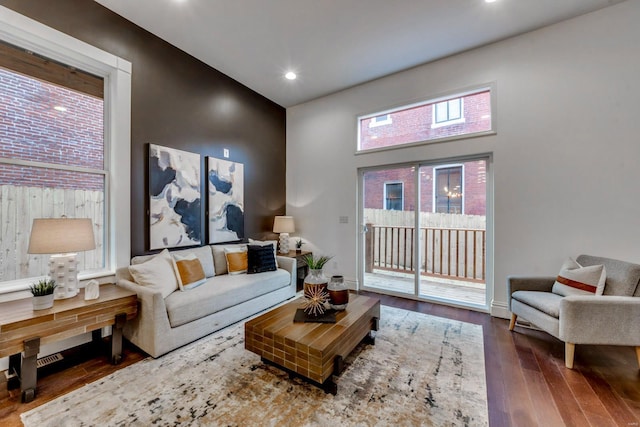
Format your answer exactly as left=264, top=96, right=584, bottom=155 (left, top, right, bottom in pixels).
left=30, top=279, right=57, bottom=310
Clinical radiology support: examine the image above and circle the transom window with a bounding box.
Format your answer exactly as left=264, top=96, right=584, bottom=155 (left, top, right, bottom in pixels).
left=357, top=85, right=493, bottom=152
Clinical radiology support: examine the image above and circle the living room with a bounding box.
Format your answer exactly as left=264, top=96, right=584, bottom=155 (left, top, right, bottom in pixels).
left=1, top=0, right=639, bottom=425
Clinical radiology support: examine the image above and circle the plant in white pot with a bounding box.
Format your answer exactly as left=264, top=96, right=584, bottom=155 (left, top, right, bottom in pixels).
left=30, top=279, right=57, bottom=310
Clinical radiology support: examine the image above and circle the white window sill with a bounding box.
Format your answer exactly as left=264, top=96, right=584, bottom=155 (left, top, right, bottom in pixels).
left=0, top=270, right=116, bottom=295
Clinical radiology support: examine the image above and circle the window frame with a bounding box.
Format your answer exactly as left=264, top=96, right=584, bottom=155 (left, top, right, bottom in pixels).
left=433, top=164, right=464, bottom=214
left=383, top=181, right=404, bottom=211
left=431, top=98, right=465, bottom=128
left=0, top=6, right=131, bottom=293
left=369, top=113, right=392, bottom=128
left=356, top=83, right=496, bottom=154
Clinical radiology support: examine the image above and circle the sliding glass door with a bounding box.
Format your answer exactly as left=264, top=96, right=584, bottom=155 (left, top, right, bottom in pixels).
left=359, top=157, right=489, bottom=309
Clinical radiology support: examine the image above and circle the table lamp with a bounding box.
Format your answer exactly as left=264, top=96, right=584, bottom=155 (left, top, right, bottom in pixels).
left=28, top=217, right=96, bottom=299
left=273, top=216, right=295, bottom=254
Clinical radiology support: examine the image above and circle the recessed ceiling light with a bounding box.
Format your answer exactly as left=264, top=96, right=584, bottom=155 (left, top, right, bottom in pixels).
left=485, top=0, right=497, bottom=3
left=284, top=71, right=297, bottom=80
left=53, top=106, right=67, bottom=112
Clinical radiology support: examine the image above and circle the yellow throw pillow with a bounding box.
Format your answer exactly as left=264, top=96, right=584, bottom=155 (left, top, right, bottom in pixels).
left=172, top=253, right=207, bottom=290
left=224, top=246, right=248, bottom=275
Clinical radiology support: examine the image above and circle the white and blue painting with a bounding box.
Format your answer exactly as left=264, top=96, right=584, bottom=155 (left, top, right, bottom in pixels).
left=208, top=157, right=244, bottom=243
left=149, top=144, right=202, bottom=250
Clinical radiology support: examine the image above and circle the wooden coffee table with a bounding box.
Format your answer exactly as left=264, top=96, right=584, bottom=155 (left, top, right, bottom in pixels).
left=244, top=294, right=380, bottom=394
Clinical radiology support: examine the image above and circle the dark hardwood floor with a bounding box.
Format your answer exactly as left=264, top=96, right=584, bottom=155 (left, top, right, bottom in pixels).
left=2, top=292, right=639, bottom=426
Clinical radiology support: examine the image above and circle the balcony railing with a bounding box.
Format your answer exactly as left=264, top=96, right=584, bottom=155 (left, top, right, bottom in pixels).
left=365, top=223, right=485, bottom=283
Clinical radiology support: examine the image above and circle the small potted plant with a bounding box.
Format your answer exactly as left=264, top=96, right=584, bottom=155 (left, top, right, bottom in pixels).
left=30, top=279, right=57, bottom=310
left=295, top=239, right=304, bottom=253
left=300, top=254, right=333, bottom=298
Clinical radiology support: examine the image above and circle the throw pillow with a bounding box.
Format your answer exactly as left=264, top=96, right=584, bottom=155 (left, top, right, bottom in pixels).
left=172, top=253, right=207, bottom=290
left=247, top=244, right=277, bottom=274
left=225, top=246, right=248, bottom=275
left=212, top=244, right=246, bottom=275
left=552, top=258, right=606, bottom=297
left=128, top=249, right=179, bottom=298
left=248, top=238, right=279, bottom=266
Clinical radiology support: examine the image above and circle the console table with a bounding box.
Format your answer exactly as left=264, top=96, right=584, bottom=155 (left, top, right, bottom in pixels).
left=0, top=284, right=137, bottom=402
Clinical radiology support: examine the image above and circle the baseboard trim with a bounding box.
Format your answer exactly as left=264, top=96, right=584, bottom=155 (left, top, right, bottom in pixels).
left=490, top=300, right=510, bottom=319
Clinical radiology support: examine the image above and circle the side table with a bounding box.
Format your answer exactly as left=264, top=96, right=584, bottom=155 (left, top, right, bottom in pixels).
left=280, top=250, right=312, bottom=291
left=0, top=284, right=137, bottom=402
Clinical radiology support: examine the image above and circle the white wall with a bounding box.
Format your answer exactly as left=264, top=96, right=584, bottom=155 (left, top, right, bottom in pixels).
left=286, top=1, right=640, bottom=318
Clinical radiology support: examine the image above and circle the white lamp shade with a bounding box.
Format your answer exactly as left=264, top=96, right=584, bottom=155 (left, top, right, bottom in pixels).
left=273, top=216, right=295, bottom=234
left=28, top=218, right=96, bottom=254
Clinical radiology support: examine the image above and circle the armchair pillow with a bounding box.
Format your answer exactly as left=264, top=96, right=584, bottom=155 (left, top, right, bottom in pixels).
left=552, top=258, right=606, bottom=297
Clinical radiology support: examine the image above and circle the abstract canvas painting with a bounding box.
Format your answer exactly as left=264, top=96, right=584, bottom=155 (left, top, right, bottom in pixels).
left=149, top=144, right=202, bottom=249
left=208, top=157, right=244, bottom=243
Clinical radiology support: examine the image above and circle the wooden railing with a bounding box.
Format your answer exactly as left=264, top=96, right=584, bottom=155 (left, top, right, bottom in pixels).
left=365, top=223, right=485, bottom=282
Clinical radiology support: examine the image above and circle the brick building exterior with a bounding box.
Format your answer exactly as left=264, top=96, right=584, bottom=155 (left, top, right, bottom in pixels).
left=364, top=159, right=487, bottom=216
left=0, top=67, right=104, bottom=190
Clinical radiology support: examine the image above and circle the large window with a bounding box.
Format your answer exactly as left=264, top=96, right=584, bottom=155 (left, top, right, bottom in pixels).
left=434, top=166, right=463, bottom=214
left=0, top=58, right=105, bottom=281
left=357, top=86, right=493, bottom=152
left=0, top=7, right=131, bottom=292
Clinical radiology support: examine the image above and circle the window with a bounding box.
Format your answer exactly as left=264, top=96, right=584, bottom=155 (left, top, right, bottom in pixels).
left=357, top=86, right=493, bottom=152
left=369, top=114, right=392, bottom=127
left=0, top=8, right=131, bottom=292
left=432, top=98, right=464, bottom=127
left=434, top=166, right=463, bottom=214
left=384, top=182, right=404, bottom=211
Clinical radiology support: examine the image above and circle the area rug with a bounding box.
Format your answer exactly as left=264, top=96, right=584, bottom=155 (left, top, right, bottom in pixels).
left=21, top=306, right=488, bottom=426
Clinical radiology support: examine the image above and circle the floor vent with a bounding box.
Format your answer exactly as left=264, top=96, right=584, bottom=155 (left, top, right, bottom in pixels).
left=37, top=353, right=63, bottom=368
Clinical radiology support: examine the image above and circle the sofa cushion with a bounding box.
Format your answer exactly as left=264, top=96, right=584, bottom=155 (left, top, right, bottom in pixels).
left=172, top=253, right=207, bottom=290
left=128, top=249, right=179, bottom=298
left=212, top=244, right=246, bottom=275
left=248, top=239, right=279, bottom=266
left=131, top=245, right=215, bottom=278
left=511, top=290, right=563, bottom=319
left=164, top=268, right=291, bottom=327
left=225, top=246, right=248, bottom=275
left=247, top=244, right=277, bottom=274
left=552, top=258, right=606, bottom=297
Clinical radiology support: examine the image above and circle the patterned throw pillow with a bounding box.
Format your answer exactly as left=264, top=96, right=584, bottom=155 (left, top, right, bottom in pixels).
left=247, top=244, right=277, bottom=274
left=172, top=253, right=207, bottom=290
left=552, top=258, right=606, bottom=296
left=224, top=246, right=248, bottom=275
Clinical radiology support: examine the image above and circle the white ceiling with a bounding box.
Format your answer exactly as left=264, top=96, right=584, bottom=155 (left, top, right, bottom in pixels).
left=95, top=0, right=625, bottom=108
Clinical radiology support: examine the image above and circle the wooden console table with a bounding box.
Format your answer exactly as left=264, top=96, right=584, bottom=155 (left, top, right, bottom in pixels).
left=0, top=284, right=137, bottom=402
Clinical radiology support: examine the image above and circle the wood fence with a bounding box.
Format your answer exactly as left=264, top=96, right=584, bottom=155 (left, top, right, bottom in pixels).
left=0, top=185, right=104, bottom=282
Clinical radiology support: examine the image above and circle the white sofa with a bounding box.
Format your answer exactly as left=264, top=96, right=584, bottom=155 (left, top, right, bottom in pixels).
left=116, top=244, right=296, bottom=358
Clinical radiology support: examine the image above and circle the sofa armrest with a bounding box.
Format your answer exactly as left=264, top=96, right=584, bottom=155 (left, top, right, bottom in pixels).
left=507, top=276, right=556, bottom=310
left=116, top=279, right=172, bottom=357
left=276, top=256, right=297, bottom=288
left=560, top=296, right=640, bottom=345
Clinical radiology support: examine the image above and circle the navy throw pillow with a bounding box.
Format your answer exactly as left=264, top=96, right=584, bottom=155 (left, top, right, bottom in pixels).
left=247, top=244, right=277, bottom=274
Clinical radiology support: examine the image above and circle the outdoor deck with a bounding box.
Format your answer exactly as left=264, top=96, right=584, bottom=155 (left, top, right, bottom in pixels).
left=363, top=270, right=486, bottom=307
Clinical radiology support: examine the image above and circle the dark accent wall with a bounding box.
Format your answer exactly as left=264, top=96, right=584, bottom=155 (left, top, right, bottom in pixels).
left=0, top=0, right=286, bottom=257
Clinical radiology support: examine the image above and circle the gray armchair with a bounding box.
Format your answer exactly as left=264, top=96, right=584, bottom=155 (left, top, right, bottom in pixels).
left=507, top=254, right=640, bottom=369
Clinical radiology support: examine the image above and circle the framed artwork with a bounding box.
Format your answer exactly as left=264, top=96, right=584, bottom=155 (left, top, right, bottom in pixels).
left=208, top=157, right=244, bottom=243
left=149, top=144, right=202, bottom=249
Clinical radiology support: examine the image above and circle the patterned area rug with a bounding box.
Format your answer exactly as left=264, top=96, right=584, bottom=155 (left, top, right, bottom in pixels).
left=22, top=306, right=488, bottom=426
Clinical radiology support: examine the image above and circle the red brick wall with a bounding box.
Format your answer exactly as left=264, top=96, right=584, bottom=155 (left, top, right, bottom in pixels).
left=363, top=159, right=486, bottom=215
left=0, top=67, right=104, bottom=190
left=359, top=90, right=491, bottom=151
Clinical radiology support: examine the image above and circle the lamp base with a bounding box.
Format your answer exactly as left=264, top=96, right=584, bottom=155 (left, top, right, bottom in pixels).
left=278, top=233, right=290, bottom=254
left=49, top=253, right=79, bottom=299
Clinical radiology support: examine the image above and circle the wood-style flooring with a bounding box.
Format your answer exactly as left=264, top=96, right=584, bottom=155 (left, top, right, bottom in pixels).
left=1, top=292, right=639, bottom=426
